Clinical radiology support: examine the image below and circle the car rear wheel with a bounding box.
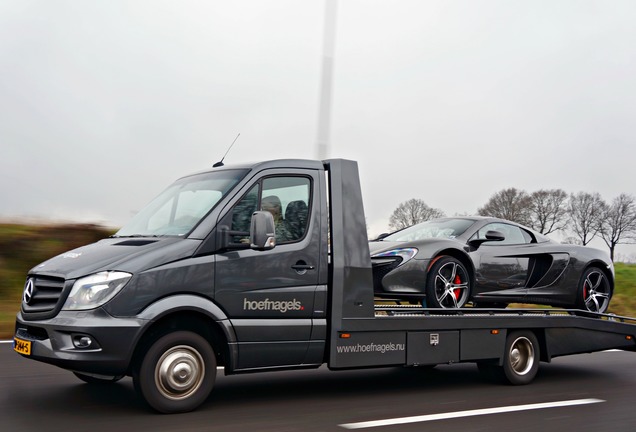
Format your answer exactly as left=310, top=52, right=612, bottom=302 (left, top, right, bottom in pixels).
left=425, top=256, right=471, bottom=308
left=576, top=267, right=611, bottom=313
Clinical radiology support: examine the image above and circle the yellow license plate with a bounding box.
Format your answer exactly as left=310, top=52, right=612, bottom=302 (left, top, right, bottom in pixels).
left=13, top=337, right=31, bottom=355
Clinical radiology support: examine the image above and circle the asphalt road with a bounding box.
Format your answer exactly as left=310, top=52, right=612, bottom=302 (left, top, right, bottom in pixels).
left=2, top=342, right=636, bottom=432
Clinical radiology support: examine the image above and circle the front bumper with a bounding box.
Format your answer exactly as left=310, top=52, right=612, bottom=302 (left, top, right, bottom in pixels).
left=374, top=258, right=430, bottom=297
left=14, top=308, right=149, bottom=376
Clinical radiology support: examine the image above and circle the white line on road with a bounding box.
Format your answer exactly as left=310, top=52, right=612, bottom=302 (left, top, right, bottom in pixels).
left=338, top=398, right=605, bottom=429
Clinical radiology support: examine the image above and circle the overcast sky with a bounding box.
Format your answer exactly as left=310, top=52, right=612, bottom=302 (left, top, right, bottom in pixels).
left=2, top=1, right=635, bottom=259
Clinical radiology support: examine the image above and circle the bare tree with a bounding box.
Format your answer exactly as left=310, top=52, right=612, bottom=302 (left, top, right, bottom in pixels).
left=567, top=192, right=606, bottom=246
left=562, top=236, right=582, bottom=245
left=528, top=189, right=568, bottom=235
left=599, top=193, right=636, bottom=261
left=389, top=199, right=445, bottom=230
left=477, top=188, right=532, bottom=225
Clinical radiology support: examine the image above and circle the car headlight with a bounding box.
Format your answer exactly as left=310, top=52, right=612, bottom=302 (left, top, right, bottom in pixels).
left=371, top=248, right=418, bottom=266
left=62, top=271, right=132, bottom=311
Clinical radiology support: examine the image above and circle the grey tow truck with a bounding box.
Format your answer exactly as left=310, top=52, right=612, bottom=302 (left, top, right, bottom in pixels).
left=14, top=158, right=636, bottom=413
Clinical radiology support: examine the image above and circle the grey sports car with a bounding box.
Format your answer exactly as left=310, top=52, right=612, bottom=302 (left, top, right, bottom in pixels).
left=370, top=216, right=614, bottom=312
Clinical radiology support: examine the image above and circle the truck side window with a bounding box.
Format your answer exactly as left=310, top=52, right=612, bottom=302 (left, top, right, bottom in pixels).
left=261, top=177, right=311, bottom=243
left=222, top=176, right=311, bottom=245
left=227, top=183, right=260, bottom=244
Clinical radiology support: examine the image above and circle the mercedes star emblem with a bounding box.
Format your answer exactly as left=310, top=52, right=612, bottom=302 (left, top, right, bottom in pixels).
left=23, top=278, right=34, bottom=305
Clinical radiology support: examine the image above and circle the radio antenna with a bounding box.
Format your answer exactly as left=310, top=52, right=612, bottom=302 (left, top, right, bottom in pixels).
left=213, top=133, right=240, bottom=167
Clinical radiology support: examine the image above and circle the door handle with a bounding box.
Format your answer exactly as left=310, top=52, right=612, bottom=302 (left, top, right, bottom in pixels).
left=292, top=261, right=315, bottom=274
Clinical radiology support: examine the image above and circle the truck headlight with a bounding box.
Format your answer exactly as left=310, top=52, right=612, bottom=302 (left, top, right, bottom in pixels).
left=62, top=271, right=132, bottom=311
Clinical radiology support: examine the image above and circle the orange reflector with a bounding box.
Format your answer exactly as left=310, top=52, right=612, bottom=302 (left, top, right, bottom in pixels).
left=340, top=333, right=351, bottom=339
left=491, top=330, right=500, bottom=335
left=627, top=335, right=633, bottom=341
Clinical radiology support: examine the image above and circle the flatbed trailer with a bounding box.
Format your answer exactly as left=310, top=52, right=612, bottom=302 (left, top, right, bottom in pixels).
left=325, top=159, right=636, bottom=375
left=335, top=305, right=636, bottom=368
left=13, top=158, right=636, bottom=413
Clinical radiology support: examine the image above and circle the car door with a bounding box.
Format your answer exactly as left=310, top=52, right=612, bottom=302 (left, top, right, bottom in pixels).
left=214, top=169, right=325, bottom=369
left=470, top=222, right=533, bottom=298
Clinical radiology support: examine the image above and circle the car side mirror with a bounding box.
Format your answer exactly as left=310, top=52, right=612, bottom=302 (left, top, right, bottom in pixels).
left=468, top=230, right=506, bottom=248
left=250, top=211, right=276, bottom=251
left=485, top=230, right=505, bottom=242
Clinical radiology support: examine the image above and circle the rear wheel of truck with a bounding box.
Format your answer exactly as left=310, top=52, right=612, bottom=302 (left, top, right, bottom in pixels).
left=477, top=331, right=540, bottom=385
left=134, top=331, right=217, bottom=413
left=502, top=331, right=539, bottom=385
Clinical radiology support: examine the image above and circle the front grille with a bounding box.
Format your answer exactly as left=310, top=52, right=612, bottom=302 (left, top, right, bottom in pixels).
left=21, top=275, right=67, bottom=318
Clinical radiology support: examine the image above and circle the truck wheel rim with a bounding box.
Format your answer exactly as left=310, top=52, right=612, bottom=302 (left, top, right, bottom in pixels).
left=155, top=345, right=205, bottom=400
left=509, top=337, right=534, bottom=375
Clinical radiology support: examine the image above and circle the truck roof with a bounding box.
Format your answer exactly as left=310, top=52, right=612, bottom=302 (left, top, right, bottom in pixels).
left=185, top=158, right=326, bottom=178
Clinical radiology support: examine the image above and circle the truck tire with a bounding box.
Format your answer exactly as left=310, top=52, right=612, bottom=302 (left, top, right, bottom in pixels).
left=478, top=331, right=540, bottom=385
left=134, top=331, right=217, bottom=413
left=502, top=331, right=539, bottom=385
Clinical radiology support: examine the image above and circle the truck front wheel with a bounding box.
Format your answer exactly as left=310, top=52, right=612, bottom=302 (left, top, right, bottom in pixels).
left=134, top=331, right=217, bottom=413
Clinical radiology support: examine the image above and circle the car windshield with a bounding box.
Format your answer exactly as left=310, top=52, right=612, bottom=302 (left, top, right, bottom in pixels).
left=381, top=218, right=477, bottom=242
left=115, top=169, right=248, bottom=237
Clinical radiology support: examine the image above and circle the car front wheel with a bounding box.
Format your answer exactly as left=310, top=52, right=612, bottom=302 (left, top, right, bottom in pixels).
left=425, top=256, right=471, bottom=308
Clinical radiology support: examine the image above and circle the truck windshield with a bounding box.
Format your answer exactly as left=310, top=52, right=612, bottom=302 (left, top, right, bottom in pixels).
left=115, top=169, right=248, bottom=237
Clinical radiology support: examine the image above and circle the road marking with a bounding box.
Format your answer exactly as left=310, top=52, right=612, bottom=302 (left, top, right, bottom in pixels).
left=338, top=398, right=605, bottom=429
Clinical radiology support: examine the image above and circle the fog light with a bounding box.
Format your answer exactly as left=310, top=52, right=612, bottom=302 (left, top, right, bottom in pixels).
left=73, top=335, right=94, bottom=349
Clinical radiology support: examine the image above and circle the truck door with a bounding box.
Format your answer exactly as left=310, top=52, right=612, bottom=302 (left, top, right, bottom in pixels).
left=214, top=170, right=325, bottom=369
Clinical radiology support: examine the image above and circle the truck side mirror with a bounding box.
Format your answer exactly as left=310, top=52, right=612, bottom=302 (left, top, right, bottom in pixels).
left=250, top=211, right=276, bottom=251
